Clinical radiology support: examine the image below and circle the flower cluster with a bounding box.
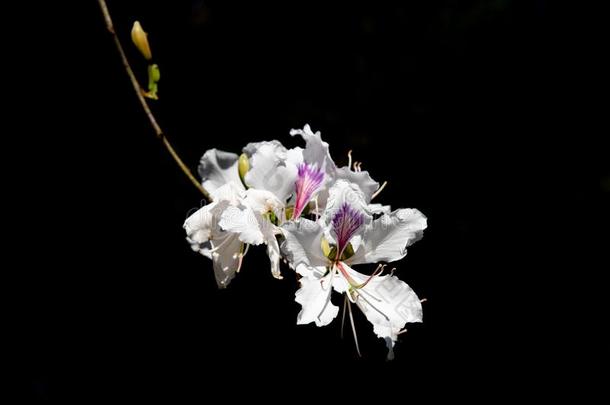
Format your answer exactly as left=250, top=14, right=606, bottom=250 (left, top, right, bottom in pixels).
left=184, top=125, right=427, bottom=359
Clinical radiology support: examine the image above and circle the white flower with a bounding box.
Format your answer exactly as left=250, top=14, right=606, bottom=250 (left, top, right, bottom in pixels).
left=184, top=183, right=284, bottom=287
left=219, top=188, right=284, bottom=279
left=195, top=145, right=294, bottom=283
left=184, top=182, right=245, bottom=288
left=198, top=125, right=383, bottom=224
left=281, top=180, right=427, bottom=359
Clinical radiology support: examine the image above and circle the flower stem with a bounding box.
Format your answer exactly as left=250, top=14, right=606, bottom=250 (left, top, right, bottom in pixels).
left=96, top=0, right=211, bottom=201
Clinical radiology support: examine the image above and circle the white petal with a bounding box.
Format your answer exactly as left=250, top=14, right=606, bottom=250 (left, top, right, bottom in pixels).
left=280, top=219, right=328, bottom=268
left=286, top=147, right=304, bottom=167
left=211, top=181, right=245, bottom=205
left=183, top=183, right=246, bottom=250
left=242, top=140, right=284, bottom=157
left=184, top=201, right=228, bottom=248
left=294, top=263, right=327, bottom=279
left=184, top=201, right=245, bottom=288
left=244, top=188, right=283, bottom=215
left=210, top=233, right=243, bottom=288
left=198, top=149, right=245, bottom=195
left=350, top=208, right=427, bottom=265
left=368, top=203, right=392, bottom=215
left=259, top=216, right=284, bottom=280
left=266, top=235, right=282, bottom=280
left=334, top=166, right=380, bottom=202
left=295, top=271, right=339, bottom=326
left=243, top=141, right=298, bottom=203
left=218, top=205, right=265, bottom=245
left=184, top=205, right=215, bottom=245
left=343, top=264, right=422, bottom=357
left=290, top=124, right=335, bottom=175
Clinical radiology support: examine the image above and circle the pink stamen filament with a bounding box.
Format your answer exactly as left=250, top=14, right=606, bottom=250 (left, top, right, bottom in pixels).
left=335, top=261, right=384, bottom=290
left=336, top=261, right=359, bottom=287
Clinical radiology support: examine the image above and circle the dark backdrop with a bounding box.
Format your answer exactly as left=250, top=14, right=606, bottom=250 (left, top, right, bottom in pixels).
left=21, top=0, right=580, bottom=401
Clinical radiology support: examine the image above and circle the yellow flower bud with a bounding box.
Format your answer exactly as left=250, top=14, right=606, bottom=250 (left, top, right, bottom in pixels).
left=321, top=237, right=354, bottom=261
left=238, top=153, right=250, bottom=184
left=321, top=237, right=331, bottom=258
left=131, top=21, right=152, bottom=61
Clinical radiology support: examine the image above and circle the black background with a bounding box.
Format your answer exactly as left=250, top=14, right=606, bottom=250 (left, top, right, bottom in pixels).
left=19, top=0, right=589, bottom=401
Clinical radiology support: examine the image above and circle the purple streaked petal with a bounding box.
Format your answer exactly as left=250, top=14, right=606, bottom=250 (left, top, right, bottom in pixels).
left=332, top=202, right=365, bottom=255
left=292, top=162, right=325, bottom=219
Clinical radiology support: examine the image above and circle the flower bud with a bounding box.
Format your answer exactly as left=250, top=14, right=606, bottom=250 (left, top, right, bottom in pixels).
left=321, top=237, right=331, bottom=258
left=321, top=237, right=354, bottom=261
left=131, top=21, right=152, bottom=61
left=238, top=153, right=250, bottom=184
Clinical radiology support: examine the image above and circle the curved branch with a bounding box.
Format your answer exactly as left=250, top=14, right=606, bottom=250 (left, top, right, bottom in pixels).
left=97, top=0, right=211, bottom=201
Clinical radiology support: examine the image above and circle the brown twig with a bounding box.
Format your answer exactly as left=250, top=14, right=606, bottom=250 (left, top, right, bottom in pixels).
left=97, top=0, right=211, bottom=201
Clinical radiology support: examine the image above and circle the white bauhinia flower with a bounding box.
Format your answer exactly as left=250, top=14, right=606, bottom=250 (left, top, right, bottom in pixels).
left=219, top=188, right=284, bottom=279
left=242, top=134, right=327, bottom=220
left=281, top=180, right=427, bottom=359
left=194, top=145, right=293, bottom=283
left=198, top=125, right=383, bottom=225
left=184, top=182, right=285, bottom=287
left=184, top=182, right=245, bottom=288
left=191, top=127, right=390, bottom=292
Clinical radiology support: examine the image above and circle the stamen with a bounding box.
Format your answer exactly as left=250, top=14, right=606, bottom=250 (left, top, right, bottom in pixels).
left=314, top=196, right=320, bottom=221
left=340, top=294, right=348, bottom=339
left=398, top=329, right=408, bottom=335
left=346, top=288, right=358, bottom=303
left=317, top=268, right=336, bottom=322
left=357, top=287, right=383, bottom=303
left=337, top=262, right=385, bottom=290
left=235, top=251, right=245, bottom=273
left=351, top=264, right=385, bottom=289
left=336, top=261, right=359, bottom=287
left=371, top=180, right=388, bottom=200
left=347, top=298, right=361, bottom=357
left=347, top=149, right=353, bottom=170
left=357, top=293, right=390, bottom=321
left=420, top=298, right=428, bottom=303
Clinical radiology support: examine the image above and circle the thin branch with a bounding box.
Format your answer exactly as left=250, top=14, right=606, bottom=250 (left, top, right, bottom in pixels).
left=97, top=0, right=211, bottom=201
